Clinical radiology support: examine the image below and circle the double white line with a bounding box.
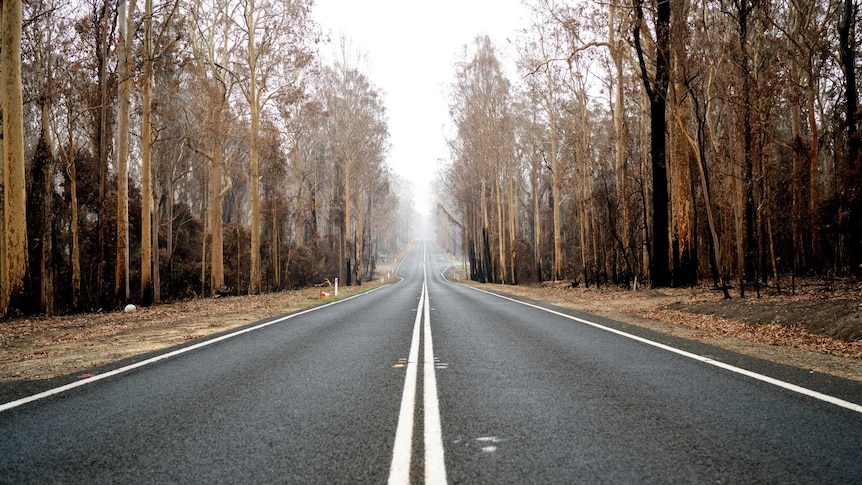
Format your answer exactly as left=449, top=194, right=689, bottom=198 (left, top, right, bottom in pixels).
left=388, top=261, right=447, bottom=484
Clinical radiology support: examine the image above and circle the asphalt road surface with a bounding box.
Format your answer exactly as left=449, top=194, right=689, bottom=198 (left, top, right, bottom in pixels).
left=2, top=242, right=862, bottom=483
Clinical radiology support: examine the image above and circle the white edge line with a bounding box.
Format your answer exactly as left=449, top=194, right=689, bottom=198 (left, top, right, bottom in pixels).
left=0, top=286, right=388, bottom=414
left=455, top=277, right=862, bottom=415
left=387, top=280, right=424, bottom=485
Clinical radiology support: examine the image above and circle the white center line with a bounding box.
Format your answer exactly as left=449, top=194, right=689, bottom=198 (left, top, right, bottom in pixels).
left=389, top=246, right=448, bottom=484
left=422, top=264, right=447, bottom=484
left=388, top=280, right=423, bottom=484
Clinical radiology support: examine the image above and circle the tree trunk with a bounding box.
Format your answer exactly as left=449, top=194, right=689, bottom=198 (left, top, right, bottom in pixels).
left=548, top=81, right=562, bottom=281
left=538, top=28, right=562, bottom=281
left=247, top=0, right=261, bottom=294
left=789, top=50, right=806, bottom=273
left=115, top=0, right=135, bottom=306
left=737, top=0, right=757, bottom=291
left=578, top=83, right=593, bottom=286
left=508, top=176, right=517, bottom=285
left=610, top=2, right=631, bottom=282
left=354, top=192, right=364, bottom=286
left=96, top=1, right=110, bottom=307
left=1, top=0, right=28, bottom=315
left=674, top=92, right=730, bottom=298
left=633, top=0, right=671, bottom=287
left=611, top=46, right=633, bottom=277
left=141, top=0, right=154, bottom=304
left=27, top=102, right=56, bottom=314
left=38, top=128, right=54, bottom=314
left=167, top=174, right=175, bottom=293
left=210, top=146, right=227, bottom=294
left=96, top=0, right=110, bottom=308
left=153, top=174, right=162, bottom=304
left=236, top=226, right=242, bottom=294
left=68, top=154, right=81, bottom=310
left=838, top=0, right=860, bottom=273
left=531, top=149, right=543, bottom=282
left=735, top=151, right=746, bottom=298
left=805, top=70, right=820, bottom=262
left=272, top=189, right=280, bottom=290
left=344, top=156, right=351, bottom=285
left=201, top=162, right=208, bottom=294
left=481, top=177, right=491, bottom=282
left=496, top=177, right=507, bottom=283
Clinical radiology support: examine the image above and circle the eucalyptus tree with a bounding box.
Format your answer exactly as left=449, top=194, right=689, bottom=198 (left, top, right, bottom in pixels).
left=88, top=0, right=118, bottom=307
left=135, top=0, right=183, bottom=304
left=520, top=8, right=566, bottom=282
left=320, top=56, right=389, bottom=286
left=447, top=35, right=516, bottom=284
left=838, top=0, right=860, bottom=273
left=114, top=0, right=136, bottom=305
left=23, top=0, right=66, bottom=313
left=188, top=0, right=240, bottom=296
left=631, top=0, right=672, bottom=287
left=1, top=0, right=27, bottom=316
left=52, top=5, right=98, bottom=311
left=230, top=0, right=314, bottom=294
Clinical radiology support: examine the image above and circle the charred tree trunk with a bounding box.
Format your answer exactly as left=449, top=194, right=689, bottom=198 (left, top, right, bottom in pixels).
left=28, top=132, right=54, bottom=313
left=633, top=0, right=672, bottom=287
left=839, top=0, right=861, bottom=273
left=95, top=0, right=112, bottom=309
left=738, top=0, right=758, bottom=296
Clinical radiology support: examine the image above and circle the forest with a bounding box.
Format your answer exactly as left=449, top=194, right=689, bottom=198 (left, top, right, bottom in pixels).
left=0, top=0, right=414, bottom=317
left=2, top=0, right=860, bottom=318
left=438, top=0, right=861, bottom=298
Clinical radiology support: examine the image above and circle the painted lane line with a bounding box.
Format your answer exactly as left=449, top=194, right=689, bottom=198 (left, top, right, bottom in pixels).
left=462, top=282, right=862, bottom=415
left=389, top=247, right=449, bottom=485
left=422, top=266, right=447, bottom=484
left=388, top=282, right=424, bottom=485
left=0, top=286, right=388, bottom=414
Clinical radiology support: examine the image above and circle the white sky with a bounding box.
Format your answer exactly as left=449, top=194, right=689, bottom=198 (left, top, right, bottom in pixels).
left=312, top=0, right=530, bottom=215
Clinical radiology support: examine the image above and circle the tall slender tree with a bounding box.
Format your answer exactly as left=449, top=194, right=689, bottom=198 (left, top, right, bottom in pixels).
left=233, top=0, right=313, bottom=293
left=115, top=0, right=136, bottom=305
left=839, top=0, right=860, bottom=272
left=632, top=0, right=672, bottom=287
left=2, top=0, right=27, bottom=315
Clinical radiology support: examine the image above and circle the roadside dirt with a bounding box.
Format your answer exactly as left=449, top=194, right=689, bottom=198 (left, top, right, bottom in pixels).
left=0, top=283, right=391, bottom=386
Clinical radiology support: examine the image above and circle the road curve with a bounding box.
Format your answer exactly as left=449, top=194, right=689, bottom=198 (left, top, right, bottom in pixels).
left=1, top=242, right=861, bottom=483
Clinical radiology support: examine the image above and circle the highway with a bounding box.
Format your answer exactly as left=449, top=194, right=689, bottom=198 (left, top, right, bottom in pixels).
left=2, top=242, right=861, bottom=483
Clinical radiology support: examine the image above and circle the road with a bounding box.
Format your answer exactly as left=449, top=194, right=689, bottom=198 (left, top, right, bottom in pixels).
left=2, top=242, right=862, bottom=483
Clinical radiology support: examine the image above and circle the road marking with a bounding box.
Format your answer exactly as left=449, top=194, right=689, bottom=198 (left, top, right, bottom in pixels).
left=0, top=286, right=389, bottom=414
left=388, top=280, right=424, bottom=484
left=460, top=281, right=862, bottom=415
left=389, top=248, right=448, bottom=484
left=422, top=267, right=447, bottom=484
